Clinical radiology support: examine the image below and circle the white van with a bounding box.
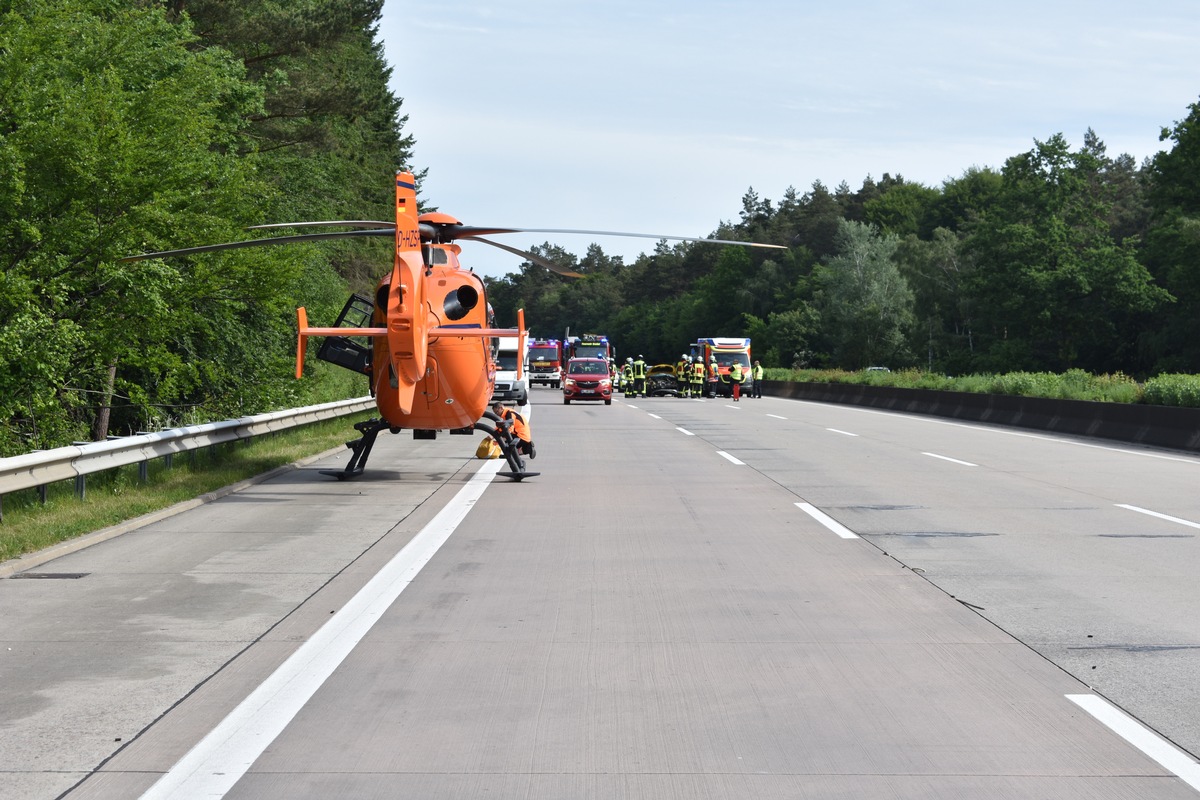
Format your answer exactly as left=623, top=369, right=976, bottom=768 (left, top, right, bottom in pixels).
left=491, top=335, right=528, bottom=406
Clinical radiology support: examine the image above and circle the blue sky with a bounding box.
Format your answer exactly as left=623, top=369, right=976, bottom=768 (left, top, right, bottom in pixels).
left=380, top=1, right=1200, bottom=278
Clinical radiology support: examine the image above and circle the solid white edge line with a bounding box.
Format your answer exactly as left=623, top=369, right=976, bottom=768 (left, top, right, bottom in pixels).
left=1116, top=504, right=1200, bottom=530
left=795, top=502, right=859, bottom=539
left=676, top=427, right=695, bottom=436
left=1067, top=694, right=1200, bottom=791
left=139, top=460, right=503, bottom=799
left=922, top=451, right=978, bottom=467
left=767, top=414, right=787, bottom=420
left=647, top=413, right=661, bottom=419
left=717, top=451, right=745, bottom=465
left=827, top=428, right=859, bottom=437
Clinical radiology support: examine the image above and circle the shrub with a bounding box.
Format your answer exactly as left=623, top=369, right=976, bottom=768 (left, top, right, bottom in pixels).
left=770, top=368, right=1175, bottom=406
left=1143, top=374, right=1200, bottom=407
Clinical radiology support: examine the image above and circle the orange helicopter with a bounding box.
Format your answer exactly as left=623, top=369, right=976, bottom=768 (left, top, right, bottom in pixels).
left=124, top=170, right=784, bottom=481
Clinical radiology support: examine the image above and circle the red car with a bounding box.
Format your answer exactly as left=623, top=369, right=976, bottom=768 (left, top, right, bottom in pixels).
left=562, top=357, right=613, bottom=405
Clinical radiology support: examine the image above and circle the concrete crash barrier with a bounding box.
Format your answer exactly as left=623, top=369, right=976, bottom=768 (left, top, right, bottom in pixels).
left=761, top=381, right=1200, bottom=453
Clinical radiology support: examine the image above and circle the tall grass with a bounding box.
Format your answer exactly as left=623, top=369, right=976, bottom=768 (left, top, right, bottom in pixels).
left=763, top=367, right=1194, bottom=407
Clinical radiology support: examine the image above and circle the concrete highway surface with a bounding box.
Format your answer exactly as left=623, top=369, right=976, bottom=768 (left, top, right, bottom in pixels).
left=4, top=389, right=1200, bottom=798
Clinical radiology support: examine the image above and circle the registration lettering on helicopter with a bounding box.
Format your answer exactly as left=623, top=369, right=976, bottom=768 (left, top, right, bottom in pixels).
left=398, top=229, right=422, bottom=248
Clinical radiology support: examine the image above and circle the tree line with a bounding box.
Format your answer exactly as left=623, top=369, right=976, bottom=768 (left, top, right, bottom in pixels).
left=486, top=117, right=1200, bottom=381
left=3, top=2, right=1199, bottom=458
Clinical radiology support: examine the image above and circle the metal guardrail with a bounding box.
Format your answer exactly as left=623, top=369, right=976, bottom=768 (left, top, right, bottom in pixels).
left=0, top=397, right=375, bottom=511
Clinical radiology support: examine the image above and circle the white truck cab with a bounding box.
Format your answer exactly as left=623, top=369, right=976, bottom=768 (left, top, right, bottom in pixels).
left=491, top=335, right=528, bottom=406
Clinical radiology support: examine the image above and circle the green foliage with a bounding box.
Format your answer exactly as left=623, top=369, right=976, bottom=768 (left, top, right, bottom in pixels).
left=864, top=179, right=941, bottom=237
left=0, top=0, right=410, bottom=456
left=815, top=220, right=915, bottom=369
left=1142, top=99, right=1200, bottom=372
left=776, top=367, right=1148, bottom=404
left=963, top=134, right=1170, bottom=373
left=1143, top=374, right=1200, bottom=407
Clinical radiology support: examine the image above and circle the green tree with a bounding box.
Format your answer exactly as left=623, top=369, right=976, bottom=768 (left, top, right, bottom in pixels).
left=745, top=306, right=821, bottom=368
left=815, top=220, right=914, bottom=369
left=925, top=167, right=1003, bottom=235
left=0, top=0, right=270, bottom=451
left=1143, top=98, right=1200, bottom=372
left=894, top=228, right=975, bottom=372
left=864, top=179, right=941, bottom=238
left=965, top=134, right=1170, bottom=373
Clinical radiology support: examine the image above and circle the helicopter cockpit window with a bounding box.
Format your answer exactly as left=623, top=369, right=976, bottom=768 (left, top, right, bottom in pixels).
left=429, top=248, right=449, bottom=265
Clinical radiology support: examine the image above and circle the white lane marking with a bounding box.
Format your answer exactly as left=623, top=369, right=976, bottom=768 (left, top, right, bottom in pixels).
left=139, top=460, right=504, bottom=800
left=1067, top=694, right=1200, bottom=791
left=767, top=414, right=787, bottom=420
left=837, top=404, right=1200, bottom=466
left=1116, top=504, right=1200, bottom=530
left=647, top=414, right=662, bottom=419
left=676, top=427, right=695, bottom=436
left=626, top=404, right=639, bottom=409
left=827, top=428, right=859, bottom=437
left=717, top=451, right=744, bottom=465
left=795, top=502, right=859, bottom=539
left=922, top=452, right=978, bottom=467
left=724, top=404, right=740, bottom=410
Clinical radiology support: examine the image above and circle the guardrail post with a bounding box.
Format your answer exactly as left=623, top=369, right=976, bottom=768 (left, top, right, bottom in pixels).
left=139, top=460, right=148, bottom=483
left=75, top=474, right=86, bottom=501
left=39, top=485, right=47, bottom=505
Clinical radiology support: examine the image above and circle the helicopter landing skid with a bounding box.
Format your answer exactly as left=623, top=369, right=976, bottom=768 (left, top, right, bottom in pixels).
left=320, top=418, right=392, bottom=480
left=497, top=470, right=540, bottom=481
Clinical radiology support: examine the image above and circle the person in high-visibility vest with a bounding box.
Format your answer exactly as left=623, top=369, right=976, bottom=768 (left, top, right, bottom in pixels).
left=622, top=357, right=634, bottom=395
left=676, top=354, right=689, bottom=398
left=632, top=355, right=647, bottom=397
left=751, top=360, right=764, bottom=398
left=707, top=357, right=719, bottom=398
left=730, top=361, right=744, bottom=401
left=691, top=357, right=705, bottom=397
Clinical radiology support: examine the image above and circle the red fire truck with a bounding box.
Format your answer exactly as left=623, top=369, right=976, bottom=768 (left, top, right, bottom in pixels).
left=527, top=338, right=564, bottom=388
left=566, top=333, right=614, bottom=363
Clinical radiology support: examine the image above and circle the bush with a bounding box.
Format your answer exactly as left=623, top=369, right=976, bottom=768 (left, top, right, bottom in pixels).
left=1143, top=374, right=1200, bottom=407
left=771, top=368, right=1161, bottom=405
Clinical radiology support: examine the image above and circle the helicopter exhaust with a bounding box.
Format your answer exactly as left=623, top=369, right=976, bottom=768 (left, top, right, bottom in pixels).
left=443, top=285, right=480, bottom=321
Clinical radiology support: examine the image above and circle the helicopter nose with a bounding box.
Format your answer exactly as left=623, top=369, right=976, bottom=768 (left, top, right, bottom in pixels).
left=443, top=284, right=480, bottom=321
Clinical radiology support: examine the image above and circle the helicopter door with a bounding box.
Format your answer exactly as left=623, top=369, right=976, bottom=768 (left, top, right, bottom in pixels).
left=316, top=294, right=374, bottom=375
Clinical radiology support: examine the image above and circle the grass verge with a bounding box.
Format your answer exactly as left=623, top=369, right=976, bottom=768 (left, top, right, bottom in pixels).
left=762, top=367, right=1200, bottom=406
left=0, top=412, right=375, bottom=563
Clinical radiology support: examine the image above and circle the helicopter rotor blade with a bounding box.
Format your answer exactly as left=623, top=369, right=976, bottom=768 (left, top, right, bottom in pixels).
left=247, top=221, right=395, bottom=230
left=462, top=236, right=586, bottom=278
left=120, top=228, right=395, bottom=262
left=431, top=223, right=785, bottom=250
left=509, top=228, right=787, bottom=249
